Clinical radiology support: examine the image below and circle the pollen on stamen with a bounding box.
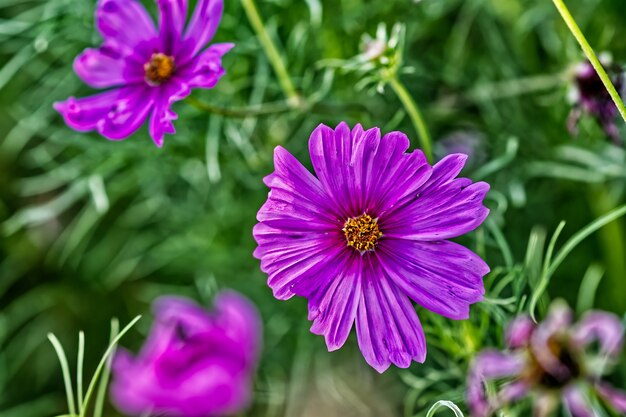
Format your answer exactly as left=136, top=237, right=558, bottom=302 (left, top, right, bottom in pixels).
left=144, top=53, right=175, bottom=85
left=343, top=213, right=383, bottom=252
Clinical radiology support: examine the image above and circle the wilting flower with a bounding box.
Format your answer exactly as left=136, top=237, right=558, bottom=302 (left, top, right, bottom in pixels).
left=568, top=55, right=624, bottom=143
left=110, top=291, right=261, bottom=417
left=467, top=300, right=626, bottom=417
left=54, top=0, right=233, bottom=147
left=434, top=131, right=487, bottom=171
left=253, top=122, right=490, bottom=372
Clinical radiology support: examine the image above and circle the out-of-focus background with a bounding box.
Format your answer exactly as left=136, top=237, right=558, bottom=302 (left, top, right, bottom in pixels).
left=1, top=0, right=626, bottom=416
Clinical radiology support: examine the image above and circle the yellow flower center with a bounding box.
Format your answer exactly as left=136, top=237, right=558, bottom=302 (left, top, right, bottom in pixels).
left=343, top=214, right=382, bottom=252
left=144, top=53, right=175, bottom=85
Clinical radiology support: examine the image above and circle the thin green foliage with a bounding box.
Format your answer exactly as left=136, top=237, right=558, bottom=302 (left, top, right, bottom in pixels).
left=425, top=401, right=465, bottom=417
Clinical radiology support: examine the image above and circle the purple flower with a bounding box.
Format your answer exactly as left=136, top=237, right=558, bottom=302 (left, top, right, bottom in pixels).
left=467, top=301, right=626, bottom=417
left=253, top=122, right=490, bottom=372
left=54, top=0, right=233, bottom=147
left=568, top=57, right=624, bottom=143
left=110, top=291, right=262, bottom=417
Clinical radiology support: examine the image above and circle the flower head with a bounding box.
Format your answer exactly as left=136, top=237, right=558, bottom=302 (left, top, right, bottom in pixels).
left=467, top=300, right=626, bottom=417
left=568, top=55, right=624, bottom=143
left=110, top=291, right=262, bottom=417
left=54, top=0, right=233, bottom=147
left=253, top=122, right=490, bottom=372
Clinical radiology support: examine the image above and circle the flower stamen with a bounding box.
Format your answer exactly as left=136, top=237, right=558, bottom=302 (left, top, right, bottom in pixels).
left=343, top=214, right=382, bottom=252
left=145, top=53, right=175, bottom=85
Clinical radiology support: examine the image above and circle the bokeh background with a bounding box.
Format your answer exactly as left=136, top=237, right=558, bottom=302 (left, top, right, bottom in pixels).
left=1, top=0, right=626, bottom=416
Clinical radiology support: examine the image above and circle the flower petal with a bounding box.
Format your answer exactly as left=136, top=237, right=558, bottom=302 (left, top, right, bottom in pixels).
left=466, top=351, right=526, bottom=417
left=96, top=0, right=157, bottom=54
left=309, top=254, right=362, bottom=351
left=308, top=122, right=431, bottom=219
left=148, top=78, right=191, bottom=146
left=180, top=43, right=234, bottom=89
left=382, top=154, right=490, bottom=241
left=74, top=46, right=143, bottom=89
left=158, top=0, right=188, bottom=55
left=54, top=86, right=155, bottom=141
left=355, top=260, right=426, bottom=373
left=530, top=300, right=574, bottom=380
left=377, top=239, right=488, bottom=320
left=563, top=386, right=596, bottom=417
left=572, top=311, right=624, bottom=358
left=505, top=315, right=535, bottom=348
left=596, top=382, right=626, bottom=413
left=183, top=0, right=224, bottom=58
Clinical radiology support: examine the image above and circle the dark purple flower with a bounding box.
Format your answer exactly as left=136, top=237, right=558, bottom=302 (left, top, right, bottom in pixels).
left=54, top=0, right=233, bottom=147
left=568, top=58, right=624, bottom=143
left=110, top=291, right=262, bottom=417
left=253, top=122, right=490, bottom=372
left=467, top=301, right=626, bottom=417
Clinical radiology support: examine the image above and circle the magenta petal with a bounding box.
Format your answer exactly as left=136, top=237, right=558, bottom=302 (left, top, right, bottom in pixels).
left=466, top=351, right=526, bottom=417
left=73, top=47, right=142, bottom=88
left=309, top=255, right=362, bottom=351
left=563, top=386, right=596, bottom=417
left=54, top=86, right=155, bottom=140
left=96, top=0, right=157, bottom=52
left=355, top=260, right=426, bottom=373
left=530, top=301, right=574, bottom=380
left=182, top=43, right=233, bottom=89
left=378, top=239, right=488, bottom=320
left=158, top=0, right=188, bottom=55
left=148, top=79, right=191, bottom=146
left=184, top=0, right=224, bottom=58
left=505, top=315, right=535, bottom=348
left=571, top=311, right=624, bottom=358
left=596, top=382, right=626, bottom=413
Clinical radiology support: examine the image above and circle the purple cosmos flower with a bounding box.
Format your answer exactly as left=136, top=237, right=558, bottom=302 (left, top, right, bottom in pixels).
left=253, top=122, right=490, bottom=372
left=54, top=0, right=233, bottom=147
left=568, top=57, right=624, bottom=143
left=110, top=291, right=262, bottom=417
left=467, top=300, right=626, bottom=417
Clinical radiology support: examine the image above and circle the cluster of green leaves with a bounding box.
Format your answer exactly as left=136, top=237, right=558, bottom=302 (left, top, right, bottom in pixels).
left=1, top=0, right=626, bottom=416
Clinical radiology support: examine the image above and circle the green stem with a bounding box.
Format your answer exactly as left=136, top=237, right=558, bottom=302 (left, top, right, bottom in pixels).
left=240, top=0, right=301, bottom=107
left=388, top=75, right=433, bottom=161
left=187, top=97, right=292, bottom=118
left=551, top=0, right=626, bottom=123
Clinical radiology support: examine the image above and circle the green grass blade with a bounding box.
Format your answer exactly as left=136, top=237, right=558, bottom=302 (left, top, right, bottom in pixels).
left=47, top=333, right=77, bottom=416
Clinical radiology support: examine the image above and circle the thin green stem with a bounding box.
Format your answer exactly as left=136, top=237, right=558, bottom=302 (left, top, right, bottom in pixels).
left=47, top=333, right=77, bottom=416
left=187, top=97, right=292, bottom=118
left=94, top=319, right=120, bottom=417
left=551, top=0, right=626, bottom=123
left=388, top=75, right=433, bottom=161
left=77, top=331, right=84, bottom=413
left=240, top=0, right=301, bottom=107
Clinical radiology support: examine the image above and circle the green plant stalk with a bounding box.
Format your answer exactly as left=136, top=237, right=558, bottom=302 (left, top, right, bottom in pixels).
left=551, top=0, right=626, bottom=123
left=388, top=75, right=433, bottom=161
left=186, top=97, right=292, bottom=118
left=77, top=331, right=84, bottom=413
left=240, top=0, right=300, bottom=107
left=47, top=334, right=77, bottom=416
left=93, top=319, right=120, bottom=417
left=588, top=186, right=626, bottom=312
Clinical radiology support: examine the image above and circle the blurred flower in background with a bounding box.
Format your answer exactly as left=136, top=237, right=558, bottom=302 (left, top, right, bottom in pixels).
left=110, top=291, right=262, bottom=417
left=467, top=300, right=626, bottom=417
left=567, top=54, right=625, bottom=143
left=54, top=0, right=233, bottom=147
left=254, top=122, right=490, bottom=373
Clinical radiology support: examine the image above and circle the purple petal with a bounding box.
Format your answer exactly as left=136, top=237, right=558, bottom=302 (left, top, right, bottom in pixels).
left=73, top=46, right=143, bottom=89
left=596, top=382, right=626, bottom=413
left=563, top=386, right=596, bottom=417
left=466, top=351, right=526, bottom=417
left=355, top=260, right=426, bottom=373
left=54, top=86, right=155, bottom=141
left=530, top=300, right=574, bottom=380
left=572, top=311, right=624, bottom=358
left=96, top=0, right=157, bottom=54
left=179, top=43, right=233, bottom=89
left=183, top=0, right=224, bottom=58
left=382, top=154, right=490, bottom=241
left=505, top=315, right=535, bottom=348
left=377, top=239, right=488, bottom=320
left=158, top=0, right=188, bottom=55
left=148, top=79, right=191, bottom=146
left=309, top=255, right=362, bottom=351
left=308, top=122, right=431, bottom=219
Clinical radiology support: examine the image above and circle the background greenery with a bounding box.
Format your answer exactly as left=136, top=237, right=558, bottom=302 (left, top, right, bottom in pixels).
left=1, top=0, right=626, bottom=416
